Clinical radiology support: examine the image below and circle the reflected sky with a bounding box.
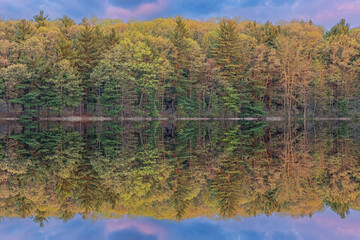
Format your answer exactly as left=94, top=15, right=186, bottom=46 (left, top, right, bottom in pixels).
left=1, top=208, right=360, bottom=240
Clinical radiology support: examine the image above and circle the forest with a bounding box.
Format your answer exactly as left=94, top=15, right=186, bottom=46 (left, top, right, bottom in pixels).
left=0, top=11, right=359, bottom=119
left=0, top=121, right=358, bottom=226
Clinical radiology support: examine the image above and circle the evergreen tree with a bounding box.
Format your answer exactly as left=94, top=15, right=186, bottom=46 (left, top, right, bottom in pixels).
left=59, top=15, right=75, bottom=28
left=58, top=15, right=75, bottom=37
left=104, top=28, right=120, bottom=49
left=212, top=18, right=265, bottom=116
left=171, top=17, right=191, bottom=77
left=212, top=18, right=241, bottom=83
left=16, top=19, right=34, bottom=42
left=169, top=17, right=191, bottom=112
left=326, top=19, right=350, bottom=37
left=132, top=42, right=159, bottom=114
left=75, top=22, right=104, bottom=113
left=46, top=60, right=83, bottom=114
left=56, top=36, right=75, bottom=61
left=0, top=64, right=31, bottom=112
left=91, top=43, right=137, bottom=117
left=33, top=10, right=49, bottom=28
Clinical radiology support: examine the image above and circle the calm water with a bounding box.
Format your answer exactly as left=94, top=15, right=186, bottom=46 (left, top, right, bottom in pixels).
left=0, top=121, right=359, bottom=239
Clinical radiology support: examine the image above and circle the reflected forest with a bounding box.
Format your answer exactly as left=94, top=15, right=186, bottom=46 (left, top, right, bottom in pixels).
left=0, top=121, right=359, bottom=226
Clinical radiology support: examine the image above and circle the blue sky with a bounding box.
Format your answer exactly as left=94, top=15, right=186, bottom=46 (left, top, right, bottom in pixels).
left=1, top=209, right=360, bottom=240
left=1, top=0, right=360, bottom=28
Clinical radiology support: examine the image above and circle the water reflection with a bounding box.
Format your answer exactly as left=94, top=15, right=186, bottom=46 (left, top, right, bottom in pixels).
left=0, top=121, right=358, bottom=227
left=2, top=209, right=360, bottom=240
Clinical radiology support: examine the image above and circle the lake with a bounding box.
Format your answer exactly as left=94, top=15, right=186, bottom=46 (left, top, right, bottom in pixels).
left=0, top=120, right=359, bottom=239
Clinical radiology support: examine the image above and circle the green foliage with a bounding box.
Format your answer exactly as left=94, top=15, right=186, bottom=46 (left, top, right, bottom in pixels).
left=59, top=15, right=75, bottom=28
left=47, top=60, right=83, bottom=113
left=16, top=19, right=34, bottom=42
left=326, top=19, right=350, bottom=37
left=33, top=10, right=49, bottom=28
left=0, top=16, right=358, bottom=118
left=212, top=18, right=241, bottom=83
left=0, top=122, right=358, bottom=223
left=104, top=28, right=120, bottom=49
left=56, top=36, right=75, bottom=61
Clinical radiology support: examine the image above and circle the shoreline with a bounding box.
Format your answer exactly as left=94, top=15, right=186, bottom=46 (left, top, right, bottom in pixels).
left=0, top=116, right=355, bottom=122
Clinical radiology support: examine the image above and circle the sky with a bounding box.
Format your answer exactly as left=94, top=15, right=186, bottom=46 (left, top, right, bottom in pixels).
left=0, top=0, right=360, bottom=28
left=1, top=209, right=360, bottom=240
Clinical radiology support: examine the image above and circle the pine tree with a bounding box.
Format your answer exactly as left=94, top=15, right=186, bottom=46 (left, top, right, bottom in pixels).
left=56, top=36, right=75, bottom=61
left=59, top=15, right=75, bottom=28
left=326, top=19, right=350, bottom=37
left=75, top=22, right=104, bottom=113
left=46, top=60, right=83, bottom=114
left=58, top=15, right=75, bottom=37
left=104, top=28, right=120, bottom=49
left=33, top=10, right=49, bottom=28
left=170, top=17, right=191, bottom=112
left=16, top=19, right=34, bottom=42
left=0, top=64, right=30, bottom=112
left=132, top=42, right=159, bottom=114
left=91, top=43, right=137, bottom=117
left=212, top=19, right=242, bottom=116
left=261, top=21, right=280, bottom=46
left=212, top=18, right=241, bottom=83
left=171, top=17, right=191, bottom=77
left=213, top=19, right=265, bottom=116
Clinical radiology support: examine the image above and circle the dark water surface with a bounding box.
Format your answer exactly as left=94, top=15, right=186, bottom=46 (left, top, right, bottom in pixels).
left=0, top=121, right=359, bottom=239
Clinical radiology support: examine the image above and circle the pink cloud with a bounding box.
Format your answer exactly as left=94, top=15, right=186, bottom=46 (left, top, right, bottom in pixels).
left=105, top=218, right=169, bottom=240
left=337, top=2, right=360, bottom=12
left=313, top=1, right=360, bottom=22
left=337, top=226, right=360, bottom=237
left=301, top=213, right=360, bottom=238
left=105, top=0, right=168, bottom=19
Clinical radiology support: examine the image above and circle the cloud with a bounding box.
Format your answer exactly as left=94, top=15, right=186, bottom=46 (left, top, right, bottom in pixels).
left=105, top=218, right=169, bottom=240
left=167, top=0, right=228, bottom=16
left=105, top=0, right=168, bottom=19
left=107, top=0, right=158, bottom=9
left=0, top=0, right=360, bottom=28
left=311, top=1, right=360, bottom=24
left=109, top=229, right=157, bottom=240
left=1, top=210, right=360, bottom=240
left=0, top=0, right=106, bottom=20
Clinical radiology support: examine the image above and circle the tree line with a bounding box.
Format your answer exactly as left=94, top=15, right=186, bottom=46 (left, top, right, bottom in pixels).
left=0, top=11, right=359, bottom=119
left=0, top=121, right=359, bottom=225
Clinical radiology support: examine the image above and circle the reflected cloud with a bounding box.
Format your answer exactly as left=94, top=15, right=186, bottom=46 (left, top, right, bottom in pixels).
left=1, top=210, right=360, bottom=240
left=105, top=218, right=168, bottom=240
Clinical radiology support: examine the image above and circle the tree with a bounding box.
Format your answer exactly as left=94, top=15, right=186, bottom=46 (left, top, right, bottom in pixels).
left=212, top=19, right=265, bottom=117
left=0, top=64, right=31, bottom=112
left=91, top=43, right=137, bottom=117
left=75, top=23, right=104, bottom=113
left=59, top=15, right=75, bottom=28
left=55, top=36, right=75, bottom=61
left=132, top=42, right=159, bottom=114
left=16, top=19, right=34, bottom=42
left=0, top=40, right=19, bottom=68
left=104, top=28, right=120, bottom=49
left=324, top=34, right=360, bottom=116
left=0, top=15, right=358, bottom=119
left=170, top=16, right=191, bottom=111
left=212, top=18, right=241, bottom=83
left=47, top=60, right=83, bottom=114
left=326, top=19, right=350, bottom=37
left=33, top=10, right=49, bottom=28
